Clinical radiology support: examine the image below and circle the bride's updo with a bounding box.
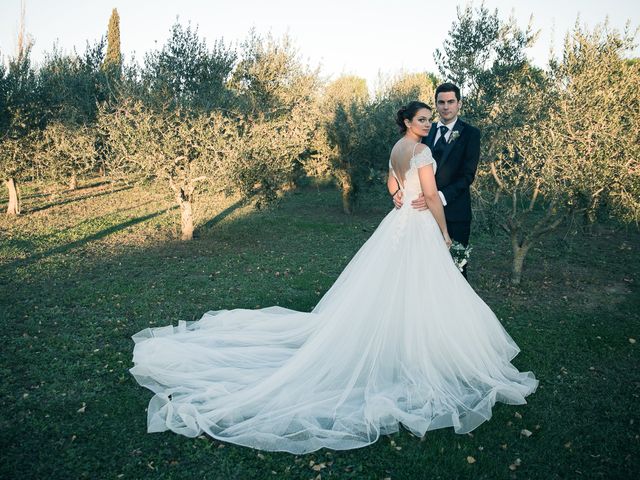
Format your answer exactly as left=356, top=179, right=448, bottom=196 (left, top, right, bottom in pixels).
left=396, top=101, right=431, bottom=133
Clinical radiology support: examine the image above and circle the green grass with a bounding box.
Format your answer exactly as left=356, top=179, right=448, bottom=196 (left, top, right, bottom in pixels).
left=1, top=179, right=638, bottom=479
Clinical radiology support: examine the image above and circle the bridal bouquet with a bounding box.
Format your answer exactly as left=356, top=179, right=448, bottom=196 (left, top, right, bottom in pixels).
left=450, top=240, right=472, bottom=272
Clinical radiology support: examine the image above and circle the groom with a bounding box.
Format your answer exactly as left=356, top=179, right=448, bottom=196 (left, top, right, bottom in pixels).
left=395, top=82, right=481, bottom=278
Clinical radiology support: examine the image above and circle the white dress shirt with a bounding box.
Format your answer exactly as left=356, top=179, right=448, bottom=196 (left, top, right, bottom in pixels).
left=433, top=117, right=458, bottom=206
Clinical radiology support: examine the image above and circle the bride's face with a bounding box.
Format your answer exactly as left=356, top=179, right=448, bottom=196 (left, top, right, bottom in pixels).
left=405, top=108, right=433, bottom=137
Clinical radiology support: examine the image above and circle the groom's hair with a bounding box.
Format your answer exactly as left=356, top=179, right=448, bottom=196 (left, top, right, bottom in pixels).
left=435, top=82, right=461, bottom=102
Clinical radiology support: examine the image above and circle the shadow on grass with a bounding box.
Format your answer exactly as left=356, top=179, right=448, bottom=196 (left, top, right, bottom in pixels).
left=6, top=207, right=176, bottom=269
left=199, top=198, right=248, bottom=232
left=0, top=178, right=123, bottom=204
left=25, top=185, right=136, bottom=213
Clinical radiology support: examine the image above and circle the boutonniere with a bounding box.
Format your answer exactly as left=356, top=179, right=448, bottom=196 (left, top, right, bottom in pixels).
left=448, top=131, right=460, bottom=144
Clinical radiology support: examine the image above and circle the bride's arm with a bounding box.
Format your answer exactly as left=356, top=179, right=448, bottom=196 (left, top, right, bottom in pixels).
left=418, top=165, right=452, bottom=246
left=387, top=170, right=400, bottom=196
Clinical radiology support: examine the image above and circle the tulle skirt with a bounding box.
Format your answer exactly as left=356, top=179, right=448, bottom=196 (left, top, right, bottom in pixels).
left=130, top=205, right=538, bottom=453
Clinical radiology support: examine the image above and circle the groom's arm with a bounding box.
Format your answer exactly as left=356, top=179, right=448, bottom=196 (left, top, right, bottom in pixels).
left=439, top=126, right=481, bottom=205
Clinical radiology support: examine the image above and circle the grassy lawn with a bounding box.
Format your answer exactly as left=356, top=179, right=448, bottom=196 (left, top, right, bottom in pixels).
left=1, top=179, right=638, bottom=479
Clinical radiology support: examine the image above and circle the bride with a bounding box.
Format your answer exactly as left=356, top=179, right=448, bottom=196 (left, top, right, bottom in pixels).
left=130, top=101, right=538, bottom=454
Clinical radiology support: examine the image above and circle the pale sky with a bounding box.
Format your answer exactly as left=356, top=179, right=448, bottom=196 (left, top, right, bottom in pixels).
left=1, top=0, right=638, bottom=89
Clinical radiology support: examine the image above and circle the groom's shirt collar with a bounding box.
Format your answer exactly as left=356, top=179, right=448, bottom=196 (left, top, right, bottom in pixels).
left=436, top=117, right=458, bottom=130
left=434, top=117, right=458, bottom=143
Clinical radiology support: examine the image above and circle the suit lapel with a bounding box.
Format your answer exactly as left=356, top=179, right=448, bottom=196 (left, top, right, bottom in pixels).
left=438, top=120, right=466, bottom=168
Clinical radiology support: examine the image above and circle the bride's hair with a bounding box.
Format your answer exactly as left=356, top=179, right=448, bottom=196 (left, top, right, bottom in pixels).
left=396, top=101, right=431, bottom=133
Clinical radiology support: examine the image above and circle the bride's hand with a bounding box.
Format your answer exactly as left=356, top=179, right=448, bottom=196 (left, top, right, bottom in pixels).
left=444, top=234, right=452, bottom=248
left=392, top=190, right=403, bottom=209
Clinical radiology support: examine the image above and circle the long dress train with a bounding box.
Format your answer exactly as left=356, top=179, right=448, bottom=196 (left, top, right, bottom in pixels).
left=130, top=147, right=538, bottom=454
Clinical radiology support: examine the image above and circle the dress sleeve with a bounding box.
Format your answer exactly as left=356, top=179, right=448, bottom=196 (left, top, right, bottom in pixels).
left=412, top=147, right=435, bottom=169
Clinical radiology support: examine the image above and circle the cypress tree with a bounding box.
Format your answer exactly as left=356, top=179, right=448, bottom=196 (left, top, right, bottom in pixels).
left=104, top=8, right=121, bottom=71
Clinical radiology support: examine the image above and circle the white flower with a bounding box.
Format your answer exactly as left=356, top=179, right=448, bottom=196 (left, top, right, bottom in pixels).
left=448, top=131, right=460, bottom=143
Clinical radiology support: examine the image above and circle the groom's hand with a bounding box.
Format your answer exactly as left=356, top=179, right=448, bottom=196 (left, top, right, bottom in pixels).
left=411, top=193, right=429, bottom=211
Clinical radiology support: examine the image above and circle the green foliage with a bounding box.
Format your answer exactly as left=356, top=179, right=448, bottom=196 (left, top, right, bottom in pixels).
left=371, top=71, right=439, bottom=167
left=541, top=23, right=640, bottom=223
left=39, top=41, right=107, bottom=126
left=314, top=75, right=370, bottom=213
left=142, top=22, right=236, bottom=111
left=98, top=98, right=230, bottom=181
left=34, top=122, right=97, bottom=187
left=435, top=3, right=537, bottom=105
left=231, top=108, right=314, bottom=205
left=232, top=31, right=319, bottom=119
left=0, top=45, right=43, bottom=180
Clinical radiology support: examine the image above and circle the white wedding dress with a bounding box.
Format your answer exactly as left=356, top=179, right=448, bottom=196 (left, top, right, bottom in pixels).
left=130, top=146, right=538, bottom=454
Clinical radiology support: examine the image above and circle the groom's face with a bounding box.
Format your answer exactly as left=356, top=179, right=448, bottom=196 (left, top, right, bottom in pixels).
left=436, top=92, right=461, bottom=124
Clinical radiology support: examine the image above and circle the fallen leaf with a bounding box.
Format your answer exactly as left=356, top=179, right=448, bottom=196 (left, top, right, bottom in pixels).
left=509, top=458, right=522, bottom=470
left=520, top=429, right=532, bottom=437
left=77, top=402, right=86, bottom=413
left=564, top=441, right=572, bottom=448
left=500, top=443, right=508, bottom=450
left=514, top=412, right=522, bottom=419
left=629, top=338, right=636, bottom=344
left=466, top=456, right=476, bottom=464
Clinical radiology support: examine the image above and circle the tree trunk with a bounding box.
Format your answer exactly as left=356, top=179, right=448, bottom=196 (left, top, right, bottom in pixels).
left=511, top=238, right=530, bottom=285
left=68, top=172, right=78, bottom=190
left=180, top=198, right=194, bottom=241
left=340, top=177, right=353, bottom=215
left=6, top=178, right=20, bottom=215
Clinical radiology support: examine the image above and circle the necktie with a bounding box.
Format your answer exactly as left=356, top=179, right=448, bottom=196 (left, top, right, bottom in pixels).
left=432, top=125, right=448, bottom=161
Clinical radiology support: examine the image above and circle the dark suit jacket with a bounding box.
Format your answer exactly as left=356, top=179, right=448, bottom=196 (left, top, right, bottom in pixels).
left=422, top=118, right=480, bottom=223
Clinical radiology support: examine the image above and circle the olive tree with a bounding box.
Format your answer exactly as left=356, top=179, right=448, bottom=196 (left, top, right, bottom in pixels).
left=314, top=75, right=370, bottom=214
left=34, top=123, right=97, bottom=189
left=230, top=31, right=321, bottom=199
left=141, top=21, right=236, bottom=112
left=38, top=42, right=107, bottom=187
left=437, top=3, right=639, bottom=284
left=99, top=99, right=238, bottom=240
left=0, top=45, right=43, bottom=215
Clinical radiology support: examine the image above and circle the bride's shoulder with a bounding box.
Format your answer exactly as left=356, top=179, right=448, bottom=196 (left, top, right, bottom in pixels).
left=413, top=143, right=428, bottom=156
